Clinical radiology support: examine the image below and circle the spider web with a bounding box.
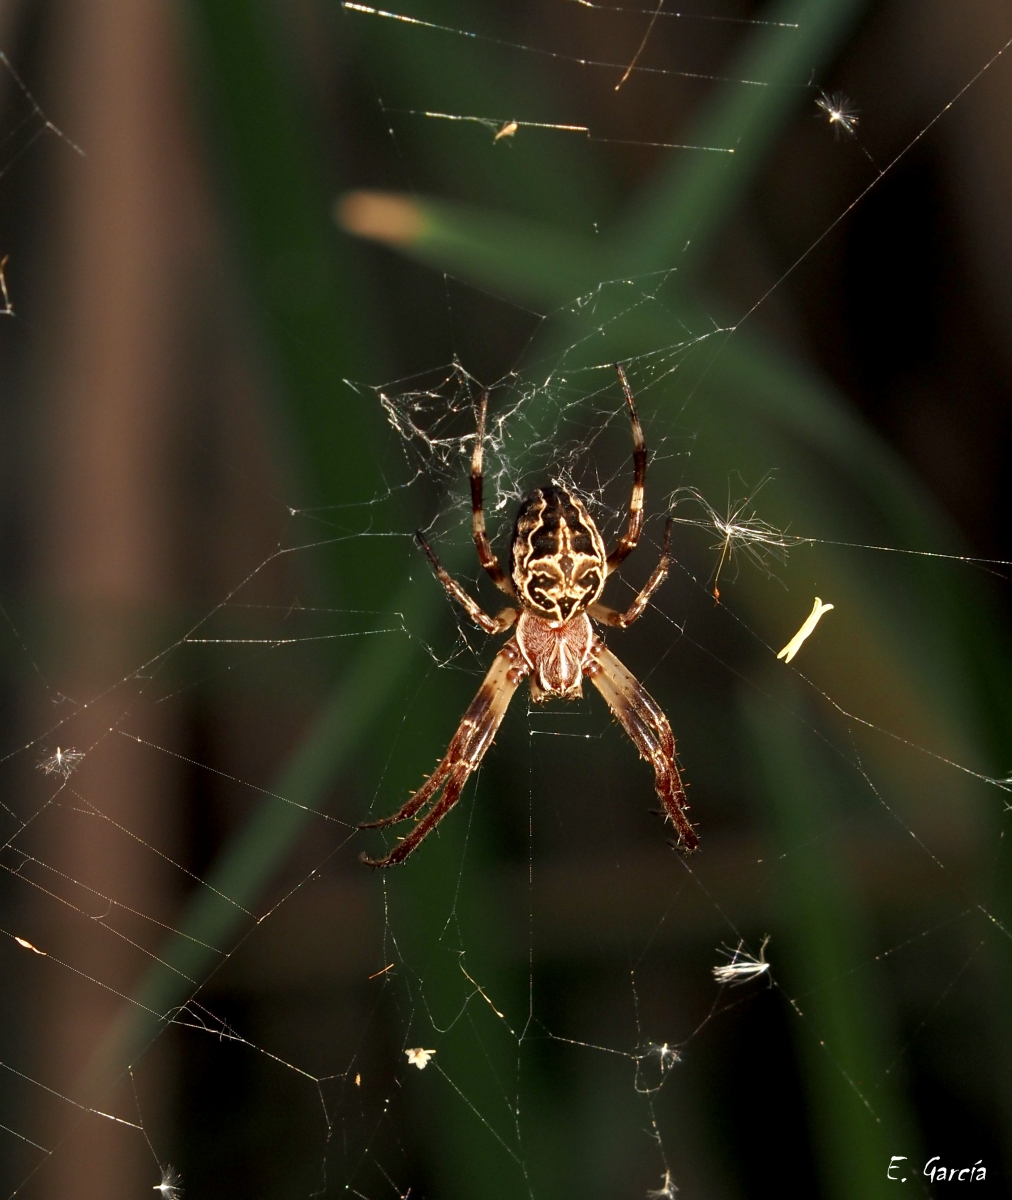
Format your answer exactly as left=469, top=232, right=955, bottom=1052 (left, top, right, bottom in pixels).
left=2, top=3, right=1012, bottom=1199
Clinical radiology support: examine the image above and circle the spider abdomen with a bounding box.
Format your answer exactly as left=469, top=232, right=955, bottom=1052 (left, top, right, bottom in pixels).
left=510, top=485, right=607, bottom=622
left=516, top=610, right=595, bottom=700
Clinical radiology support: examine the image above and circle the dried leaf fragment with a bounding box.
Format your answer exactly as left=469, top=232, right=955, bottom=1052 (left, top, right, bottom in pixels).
left=777, top=597, right=834, bottom=664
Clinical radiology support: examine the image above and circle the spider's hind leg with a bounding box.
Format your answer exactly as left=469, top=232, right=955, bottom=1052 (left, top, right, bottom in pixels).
left=360, top=766, right=471, bottom=868
left=587, top=642, right=697, bottom=851
left=358, top=641, right=527, bottom=866
left=357, top=757, right=455, bottom=830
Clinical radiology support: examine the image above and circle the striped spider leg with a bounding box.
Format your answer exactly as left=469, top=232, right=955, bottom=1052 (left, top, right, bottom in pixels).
left=585, top=641, right=695, bottom=851
left=358, top=639, right=528, bottom=867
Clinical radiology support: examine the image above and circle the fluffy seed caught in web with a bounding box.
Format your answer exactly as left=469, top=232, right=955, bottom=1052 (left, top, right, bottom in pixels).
left=153, top=1165, right=182, bottom=1200
left=649, top=1042, right=681, bottom=1070
left=37, top=746, right=85, bottom=779
left=815, top=90, right=860, bottom=137
left=647, top=1169, right=679, bottom=1198
left=668, top=481, right=803, bottom=599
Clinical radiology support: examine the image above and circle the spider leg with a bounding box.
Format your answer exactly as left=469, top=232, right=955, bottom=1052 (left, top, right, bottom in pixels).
left=587, top=643, right=697, bottom=851
left=416, top=530, right=517, bottom=635
left=359, top=641, right=528, bottom=867
left=591, top=518, right=672, bottom=628
left=606, top=363, right=647, bottom=575
left=358, top=746, right=457, bottom=831
left=471, top=393, right=515, bottom=596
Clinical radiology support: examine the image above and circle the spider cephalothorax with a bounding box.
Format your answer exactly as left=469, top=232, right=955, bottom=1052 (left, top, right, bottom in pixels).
left=359, top=365, right=697, bottom=867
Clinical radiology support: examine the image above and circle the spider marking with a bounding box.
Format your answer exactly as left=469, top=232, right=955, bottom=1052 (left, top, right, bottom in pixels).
left=359, top=365, right=696, bottom=866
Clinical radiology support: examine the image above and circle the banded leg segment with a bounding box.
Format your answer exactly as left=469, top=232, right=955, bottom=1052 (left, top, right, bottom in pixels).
left=606, top=363, right=647, bottom=574
left=591, top=518, right=672, bottom=628
left=471, top=394, right=515, bottom=596
left=416, top=530, right=517, bottom=635
left=359, top=642, right=527, bottom=867
left=588, top=643, right=697, bottom=850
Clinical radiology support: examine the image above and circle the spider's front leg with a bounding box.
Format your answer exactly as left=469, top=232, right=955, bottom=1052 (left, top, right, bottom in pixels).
left=606, top=362, right=648, bottom=574
left=590, top=518, right=672, bottom=629
left=359, top=641, right=528, bottom=867
left=587, top=642, right=697, bottom=851
left=416, top=530, right=517, bottom=635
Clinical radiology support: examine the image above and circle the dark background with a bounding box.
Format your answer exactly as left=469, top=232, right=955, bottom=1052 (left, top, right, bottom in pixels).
left=0, top=1, right=1010, bottom=1198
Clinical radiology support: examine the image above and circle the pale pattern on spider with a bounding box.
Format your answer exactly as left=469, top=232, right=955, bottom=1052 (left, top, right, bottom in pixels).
left=359, top=365, right=696, bottom=867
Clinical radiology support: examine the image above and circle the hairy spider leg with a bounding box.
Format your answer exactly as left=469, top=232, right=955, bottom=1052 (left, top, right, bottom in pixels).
left=359, top=643, right=528, bottom=867
left=415, top=530, right=518, bottom=635
left=606, top=363, right=647, bottom=575
left=471, top=393, right=515, bottom=596
left=590, top=518, right=673, bottom=628
left=587, top=643, right=697, bottom=850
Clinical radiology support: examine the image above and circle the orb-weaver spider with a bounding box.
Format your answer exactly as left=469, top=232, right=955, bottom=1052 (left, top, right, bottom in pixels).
left=359, top=366, right=696, bottom=867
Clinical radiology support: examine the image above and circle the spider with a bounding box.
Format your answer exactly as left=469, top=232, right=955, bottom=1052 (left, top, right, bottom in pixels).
left=359, top=365, right=696, bottom=867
